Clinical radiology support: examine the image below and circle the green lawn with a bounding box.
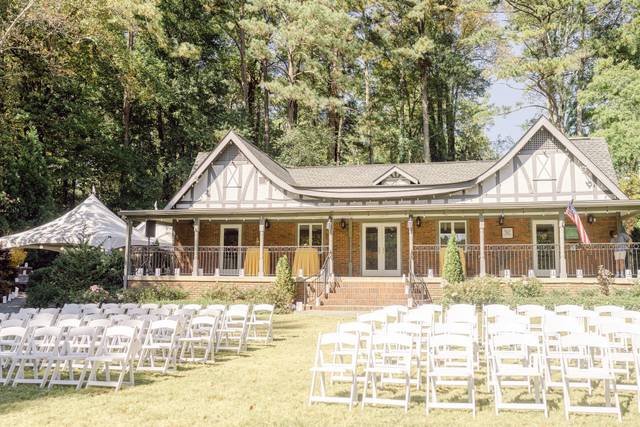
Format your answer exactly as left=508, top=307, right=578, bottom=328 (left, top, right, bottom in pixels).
left=1, top=312, right=638, bottom=426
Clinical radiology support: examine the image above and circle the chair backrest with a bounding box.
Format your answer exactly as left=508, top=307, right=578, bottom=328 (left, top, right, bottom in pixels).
left=149, top=307, right=172, bottom=317
left=127, top=308, right=149, bottom=317
left=64, top=326, right=98, bottom=355
left=121, top=303, right=139, bottom=311
left=486, top=321, right=528, bottom=337
left=19, top=308, right=39, bottom=317
left=39, top=308, right=60, bottom=316
left=188, top=316, right=218, bottom=338
left=207, top=304, right=226, bottom=312
left=28, top=326, right=63, bottom=355
left=357, top=310, right=388, bottom=328
left=183, top=304, right=202, bottom=311
left=490, top=332, right=542, bottom=370
left=405, top=307, right=436, bottom=326
left=162, top=303, right=180, bottom=312
left=0, top=313, right=8, bottom=322
left=431, top=322, right=474, bottom=337
left=382, top=305, right=408, bottom=322
left=428, top=333, right=474, bottom=369
left=554, top=304, right=583, bottom=315
left=145, top=320, right=178, bottom=346
left=315, top=332, right=359, bottom=368
left=446, top=304, right=476, bottom=324
left=99, top=326, right=136, bottom=358
left=594, top=305, right=625, bottom=316
left=29, top=314, right=55, bottom=328
left=337, top=321, right=373, bottom=336
left=83, top=313, right=106, bottom=323
left=101, top=303, right=120, bottom=310
left=228, top=304, right=250, bottom=316
left=417, top=304, right=443, bottom=322
left=140, top=303, right=160, bottom=310
left=560, top=333, right=611, bottom=367
left=56, top=318, right=82, bottom=330
left=1, top=318, right=26, bottom=328
left=87, top=318, right=112, bottom=335
left=10, top=312, right=31, bottom=321
left=104, top=308, right=125, bottom=317
left=57, top=313, right=81, bottom=321
left=253, top=303, right=274, bottom=313
left=61, top=304, right=81, bottom=314
left=81, top=306, right=102, bottom=316
left=110, top=314, right=132, bottom=325
left=0, top=326, right=27, bottom=353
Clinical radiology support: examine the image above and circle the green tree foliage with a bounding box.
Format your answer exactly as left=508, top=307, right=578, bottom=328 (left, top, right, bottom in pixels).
left=27, top=245, right=123, bottom=307
left=443, top=234, right=464, bottom=284
left=0, top=0, right=638, bottom=235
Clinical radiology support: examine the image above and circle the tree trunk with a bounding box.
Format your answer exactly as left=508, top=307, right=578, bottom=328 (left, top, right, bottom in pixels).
left=286, top=50, right=297, bottom=128
left=262, top=59, right=270, bottom=146
left=421, top=59, right=431, bottom=163
left=328, top=58, right=340, bottom=163
left=364, top=62, right=373, bottom=163
left=446, top=84, right=455, bottom=161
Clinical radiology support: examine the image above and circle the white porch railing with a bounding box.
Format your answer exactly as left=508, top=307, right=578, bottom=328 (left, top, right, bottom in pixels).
left=129, top=245, right=329, bottom=277
left=412, top=243, right=640, bottom=278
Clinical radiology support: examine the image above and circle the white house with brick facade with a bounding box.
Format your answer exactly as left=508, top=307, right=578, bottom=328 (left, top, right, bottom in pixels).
left=121, top=117, right=640, bottom=307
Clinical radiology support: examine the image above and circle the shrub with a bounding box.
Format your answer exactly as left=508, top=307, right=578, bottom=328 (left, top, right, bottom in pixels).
left=116, top=284, right=187, bottom=303
left=26, top=244, right=123, bottom=307
left=443, top=276, right=504, bottom=306
left=442, top=235, right=464, bottom=284
left=8, top=248, right=27, bottom=268
left=510, top=277, right=543, bottom=298
left=272, top=256, right=295, bottom=311
left=597, top=265, right=613, bottom=296
left=200, top=283, right=292, bottom=314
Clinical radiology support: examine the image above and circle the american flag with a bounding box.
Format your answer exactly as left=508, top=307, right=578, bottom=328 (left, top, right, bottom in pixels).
left=565, top=201, right=591, bottom=244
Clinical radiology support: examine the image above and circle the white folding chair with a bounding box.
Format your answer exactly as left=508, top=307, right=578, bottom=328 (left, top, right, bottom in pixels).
left=362, top=332, right=413, bottom=412
left=0, top=326, right=27, bottom=385
left=417, top=304, right=443, bottom=323
left=137, top=319, right=179, bottom=374
left=217, top=304, right=249, bottom=354
left=121, top=303, right=139, bottom=313
left=19, top=308, right=38, bottom=317
left=183, top=304, right=202, bottom=311
left=101, top=303, right=120, bottom=311
left=559, top=333, right=621, bottom=421
left=248, top=304, right=274, bottom=344
left=382, top=305, right=408, bottom=323
left=179, top=316, right=219, bottom=363
left=47, top=326, right=97, bottom=388
left=426, top=334, right=476, bottom=416
left=11, top=326, right=62, bottom=387
left=543, top=315, right=584, bottom=390
left=140, top=303, right=160, bottom=310
left=386, top=322, right=423, bottom=390
left=309, top=332, right=360, bottom=410
left=490, top=332, right=548, bottom=416
left=2, top=319, right=26, bottom=328
left=28, top=314, right=55, bottom=329
left=554, top=304, right=583, bottom=316
left=61, top=304, right=81, bottom=314
left=600, top=323, right=640, bottom=411
left=77, top=325, right=136, bottom=391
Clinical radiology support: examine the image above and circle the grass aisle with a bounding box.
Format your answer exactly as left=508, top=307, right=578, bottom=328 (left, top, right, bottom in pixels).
left=0, top=313, right=638, bottom=426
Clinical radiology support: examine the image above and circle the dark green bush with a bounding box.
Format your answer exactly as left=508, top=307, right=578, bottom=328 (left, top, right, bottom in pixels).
left=509, top=277, right=543, bottom=298
left=26, top=244, right=123, bottom=307
left=442, top=235, right=464, bottom=284
left=443, top=276, right=504, bottom=306
left=200, top=284, right=292, bottom=313
left=0, top=280, right=13, bottom=297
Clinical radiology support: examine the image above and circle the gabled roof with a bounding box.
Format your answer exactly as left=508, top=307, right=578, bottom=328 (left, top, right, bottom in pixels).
left=474, top=117, right=626, bottom=199
left=165, top=118, right=626, bottom=208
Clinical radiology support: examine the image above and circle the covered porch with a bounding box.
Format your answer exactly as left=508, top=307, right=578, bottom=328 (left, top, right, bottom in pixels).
left=121, top=200, right=640, bottom=284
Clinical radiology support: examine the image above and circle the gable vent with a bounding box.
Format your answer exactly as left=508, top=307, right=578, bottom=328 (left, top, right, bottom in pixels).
left=522, top=129, right=559, bottom=153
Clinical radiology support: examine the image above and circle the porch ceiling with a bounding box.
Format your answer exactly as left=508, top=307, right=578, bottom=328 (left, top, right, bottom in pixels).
left=120, top=199, right=640, bottom=221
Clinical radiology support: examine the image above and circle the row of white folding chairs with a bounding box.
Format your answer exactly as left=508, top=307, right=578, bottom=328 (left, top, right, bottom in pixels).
left=309, top=327, right=475, bottom=414
left=0, top=316, right=224, bottom=390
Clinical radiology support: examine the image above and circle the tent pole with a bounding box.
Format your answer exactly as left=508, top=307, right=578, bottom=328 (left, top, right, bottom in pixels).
left=123, top=218, right=132, bottom=289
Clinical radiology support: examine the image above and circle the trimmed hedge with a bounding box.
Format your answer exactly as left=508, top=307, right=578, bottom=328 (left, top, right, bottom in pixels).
left=442, top=276, right=640, bottom=309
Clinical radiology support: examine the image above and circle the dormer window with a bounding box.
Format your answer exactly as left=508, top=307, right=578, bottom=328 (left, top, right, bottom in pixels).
left=373, top=166, right=419, bottom=186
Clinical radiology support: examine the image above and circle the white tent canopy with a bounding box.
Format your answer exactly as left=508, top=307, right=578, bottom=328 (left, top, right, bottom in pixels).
left=0, top=194, right=147, bottom=251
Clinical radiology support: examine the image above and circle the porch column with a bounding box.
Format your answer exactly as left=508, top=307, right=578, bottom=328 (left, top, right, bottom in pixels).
left=192, top=218, right=200, bottom=276
left=407, top=216, right=414, bottom=277
left=479, top=214, right=486, bottom=277
left=123, top=218, right=132, bottom=289
left=327, top=217, right=334, bottom=277
left=558, top=211, right=567, bottom=278
left=258, top=218, right=266, bottom=277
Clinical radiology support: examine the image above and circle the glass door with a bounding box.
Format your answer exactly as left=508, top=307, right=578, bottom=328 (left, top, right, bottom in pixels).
left=220, top=225, right=242, bottom=275
left=532, top=220, right=558, bottom=276
left=362, top=223, right=401, bottom=276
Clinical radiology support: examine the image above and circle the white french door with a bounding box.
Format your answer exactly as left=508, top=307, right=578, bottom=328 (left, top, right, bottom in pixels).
left=220, top=225, right=242, bottom=275
left=361, top=223, right=401, bottom=276
left=532, top=220, right=559, bottom=276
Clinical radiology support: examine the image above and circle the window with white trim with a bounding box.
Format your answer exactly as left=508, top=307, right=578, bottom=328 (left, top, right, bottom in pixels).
left=439, top=220, right=467, bottom=245
left=298, top=224, right=323, bottom=246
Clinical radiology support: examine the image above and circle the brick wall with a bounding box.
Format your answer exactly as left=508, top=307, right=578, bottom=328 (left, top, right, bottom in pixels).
left=334, top=220, right=361, bottom=276
left=484, top=217, right=531, bottom=245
